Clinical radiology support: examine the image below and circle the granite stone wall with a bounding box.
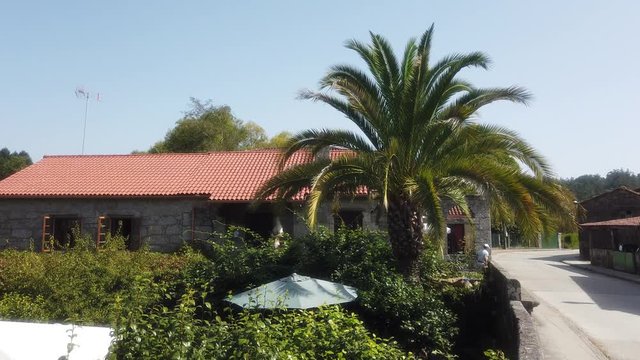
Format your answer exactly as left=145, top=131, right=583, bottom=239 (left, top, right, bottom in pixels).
left=442, top=195, right=491, bottom=254
left=0, top=198, right=207, bottom=251
left=486, top=261, right=543, bottom=360
left=0, top=195, right=490, bottom=253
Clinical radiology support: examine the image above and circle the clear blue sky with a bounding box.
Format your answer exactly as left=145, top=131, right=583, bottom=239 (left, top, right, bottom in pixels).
left=1, top=1, right=638, bottom=178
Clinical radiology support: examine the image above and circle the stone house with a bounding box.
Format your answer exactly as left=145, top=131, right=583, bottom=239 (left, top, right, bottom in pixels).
left=579, top=186, right=640, bottom=259
left=0, top=149, right=490, bottom=253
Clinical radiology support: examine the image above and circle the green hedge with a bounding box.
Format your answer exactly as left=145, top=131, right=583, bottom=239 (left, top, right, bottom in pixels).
left=110, top=280, right=412, bottom=359
left=0, top=227, right=481, bottom=358
left=0, top=245, right=200, bottom=324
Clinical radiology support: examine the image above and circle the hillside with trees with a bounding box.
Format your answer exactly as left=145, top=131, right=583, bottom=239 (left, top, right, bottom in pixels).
left=561, top=169, right=640, bottom=201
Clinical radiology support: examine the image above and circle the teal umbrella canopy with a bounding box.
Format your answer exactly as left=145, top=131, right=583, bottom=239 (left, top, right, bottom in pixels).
left=226, top=273, right=358, bottom=309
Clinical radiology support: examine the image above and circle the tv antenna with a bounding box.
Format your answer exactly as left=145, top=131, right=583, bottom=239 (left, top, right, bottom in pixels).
left=75, top=87, right=100, bottom=155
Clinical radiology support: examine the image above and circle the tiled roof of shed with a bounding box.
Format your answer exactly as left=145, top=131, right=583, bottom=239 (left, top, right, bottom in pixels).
left=0, top=149, right=351, bottom=201
left=579, top=186, right=640, bottom=205
left=581, top=216, right=640, bottom=228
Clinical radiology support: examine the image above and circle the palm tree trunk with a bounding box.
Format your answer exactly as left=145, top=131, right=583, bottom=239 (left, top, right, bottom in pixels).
left=387, top=195, right=424, bottom=278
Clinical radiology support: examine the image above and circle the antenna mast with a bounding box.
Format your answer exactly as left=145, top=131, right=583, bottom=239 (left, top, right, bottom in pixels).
left=75, top=87, right=100, bottom=155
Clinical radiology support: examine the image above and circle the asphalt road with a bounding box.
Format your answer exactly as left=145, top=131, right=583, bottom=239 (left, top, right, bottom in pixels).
left=492, top=249, right=640, bottom=360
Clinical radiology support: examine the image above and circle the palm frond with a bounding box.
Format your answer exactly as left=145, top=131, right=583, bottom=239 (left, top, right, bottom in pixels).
left=298, top=90, right=384, bottom=149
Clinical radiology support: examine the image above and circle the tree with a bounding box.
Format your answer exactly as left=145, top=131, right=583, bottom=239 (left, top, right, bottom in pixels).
left=561, top=169, right=640, bottom=201
left=604, top=169, right=640, bottom=190
left=149, top=98, right=271, bottom=153
left=257, top=27, right=574, bottom=277
left=0, top=148, right=32, bottom=180
left=561, top=174, right=605, bottom=201
left=263, top=131, right=293, bottom=148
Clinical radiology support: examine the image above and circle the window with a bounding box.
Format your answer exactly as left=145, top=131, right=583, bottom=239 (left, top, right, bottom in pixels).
left=42, top=215, right=81, bottom=251
left=97, top=216, right=139, bottom=250
left=334, top=210, right=363, bottom=231
left=218, top=203, right=276, bottom=239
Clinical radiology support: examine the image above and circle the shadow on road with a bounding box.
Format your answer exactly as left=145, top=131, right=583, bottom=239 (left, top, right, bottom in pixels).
left=530, top=253, right=640, bottom=316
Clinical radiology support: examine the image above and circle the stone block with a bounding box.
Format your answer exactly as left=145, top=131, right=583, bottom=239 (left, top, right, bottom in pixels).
left=11, top=229, right=32, bottom=239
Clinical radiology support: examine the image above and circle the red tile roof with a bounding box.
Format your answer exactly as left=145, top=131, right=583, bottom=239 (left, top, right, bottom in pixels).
left=0, top=149, right=353, bottom=201
left=447, top=206, right=474, bottom=219
left=581, top=216, right=640, bottom=228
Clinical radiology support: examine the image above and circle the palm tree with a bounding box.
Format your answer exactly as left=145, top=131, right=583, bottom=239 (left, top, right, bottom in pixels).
left=257, top=26, right=574, bottom=277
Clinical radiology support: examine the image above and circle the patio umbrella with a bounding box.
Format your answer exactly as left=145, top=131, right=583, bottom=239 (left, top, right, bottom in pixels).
left=226, top=273, right=358, bottom=309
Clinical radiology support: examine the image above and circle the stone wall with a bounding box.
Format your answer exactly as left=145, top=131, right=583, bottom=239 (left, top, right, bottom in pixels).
left=0, top=198, right=207, bottom=251
left=485, top=261, right=542, bottom=360
left=0, top=195, right=491, bottom=253
left=442, top=195, right=491, bottom=254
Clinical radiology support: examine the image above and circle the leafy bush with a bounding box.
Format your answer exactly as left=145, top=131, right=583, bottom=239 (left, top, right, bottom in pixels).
left=0, top=293, right=49, bottom=321
left=0, top=235, right=201, bottom=324
left=356, top=273, right=458, bottom=356
left=110, top=279, right=412, bottom=360
left=281, top=228, right=461, bottom=356
left=185, top=228, right=293, bottom=300
left=563, top=232, right=579, bottom=249
left=1, top=226, right=487, bottom=358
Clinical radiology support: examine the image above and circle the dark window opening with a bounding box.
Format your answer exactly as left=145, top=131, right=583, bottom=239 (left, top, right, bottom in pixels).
left=334, top=210, right=363, bottom=232
left=219, top=203, right=275, bottom=239
left=42, top=216, right=80, bottom=251
left=98, top=216, right=139, bottom=250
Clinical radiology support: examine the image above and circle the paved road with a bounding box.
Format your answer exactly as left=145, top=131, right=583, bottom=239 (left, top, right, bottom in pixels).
left=492, top=249, right=640, bottom=360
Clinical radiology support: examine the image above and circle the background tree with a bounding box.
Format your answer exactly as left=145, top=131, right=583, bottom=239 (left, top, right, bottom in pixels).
left=0, top=148, right=32, bottom=180
left=561, top=169, right=640, bottom=201
left=148, top=98, right=289, bottom=153
left=257, top=27, right=575, bottom=277
left=265, top=131, right=293, bottom=148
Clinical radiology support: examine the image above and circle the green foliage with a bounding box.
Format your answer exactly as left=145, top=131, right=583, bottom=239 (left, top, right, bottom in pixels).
left=484, top=349, right=509, bottom=360
left=265, top=131, right=293, bottom=148
left=110, top=278, right=412, bottom=360
left=257, top=27, right=576, bottom=276
left=282, top=228, right=460, bottom=355
left=0, top=293, right=49, bottom=320
left=0, top=147, right=32, bottom=180
left=563, top=232, right=579, bottom=249
left=356, top=273, right=457, bottom=355
left=0, top=240, right=199, bottom=324
left=147, top=98, right=289, bottom=153
left=561, top=168, right=640, bottom=201
left=1, top=227, right=493, bottom=358
left=186, top=227, right=292, bottom=299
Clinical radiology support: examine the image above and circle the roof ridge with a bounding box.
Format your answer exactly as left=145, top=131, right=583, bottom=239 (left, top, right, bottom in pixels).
left=580, top=186, right=640, bottom=204
left=42, top=149, right=289, bottom=159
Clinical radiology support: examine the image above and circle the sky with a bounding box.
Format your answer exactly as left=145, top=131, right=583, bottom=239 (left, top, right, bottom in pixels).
left=1, top=1, right=638, bottom=179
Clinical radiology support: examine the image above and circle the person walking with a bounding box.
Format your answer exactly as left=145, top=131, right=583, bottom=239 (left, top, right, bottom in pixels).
left=476, top=244, right=491, bottom=269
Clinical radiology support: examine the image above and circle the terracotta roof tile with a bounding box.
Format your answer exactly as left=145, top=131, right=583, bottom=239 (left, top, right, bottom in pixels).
left=0, top=149, right=356, bottom=201
left=447, top=206, right=473, bottom=219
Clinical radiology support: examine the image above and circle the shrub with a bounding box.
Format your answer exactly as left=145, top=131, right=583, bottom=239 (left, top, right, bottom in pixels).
left=356, top=273, right=458, bottom=356
left=282, top=228, right=461, bottom=356
left=563, top=233, right=579, bottom=249
left=0, top=293, right=49, bottom=321
left=0, top=240, right=200, bottom=324
left=110, top=278, right=413, bottom=360
left=186, top=228, right=293, bottom=300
